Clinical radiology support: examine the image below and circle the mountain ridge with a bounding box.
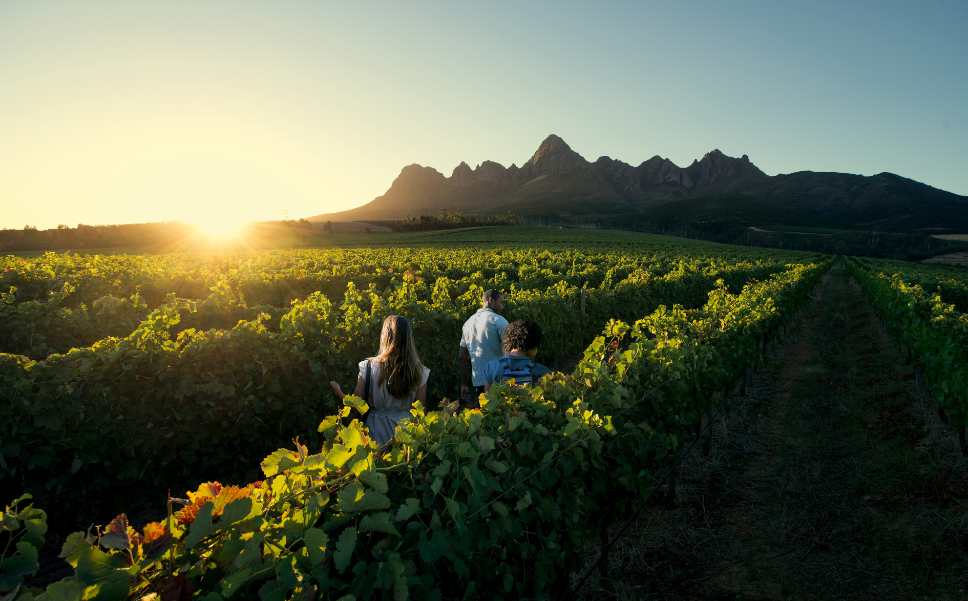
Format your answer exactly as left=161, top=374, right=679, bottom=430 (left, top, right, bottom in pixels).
left=308, top=135, right=968, bottom=232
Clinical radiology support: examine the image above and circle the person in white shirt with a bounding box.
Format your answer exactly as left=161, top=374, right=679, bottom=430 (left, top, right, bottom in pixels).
left=459, top=289, right=508, bottom=408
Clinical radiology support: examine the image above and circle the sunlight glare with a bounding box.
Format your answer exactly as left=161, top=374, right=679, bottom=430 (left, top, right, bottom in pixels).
left=195, top=218, right=246, bottom=239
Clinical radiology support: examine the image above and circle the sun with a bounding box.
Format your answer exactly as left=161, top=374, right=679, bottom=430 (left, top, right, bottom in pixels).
left=195, top=219, right=245, bottom=239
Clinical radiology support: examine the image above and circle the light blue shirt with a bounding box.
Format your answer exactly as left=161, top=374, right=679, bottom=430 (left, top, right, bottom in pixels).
left=460, top=307, right=508, bottom=386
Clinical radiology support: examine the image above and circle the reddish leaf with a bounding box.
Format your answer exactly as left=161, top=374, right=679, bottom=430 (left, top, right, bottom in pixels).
left=212, top=486, right=251, bottom=517
left=141, top=522, right=166, bottom=545
left=187, top=482, right=222, bottom=503
left=174, top=499, right=208, bottom=525
left=100, top=514, right=132, bottom=551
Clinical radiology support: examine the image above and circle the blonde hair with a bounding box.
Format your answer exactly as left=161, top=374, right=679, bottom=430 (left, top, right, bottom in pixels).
left=374, top=315, right=425, bottom=398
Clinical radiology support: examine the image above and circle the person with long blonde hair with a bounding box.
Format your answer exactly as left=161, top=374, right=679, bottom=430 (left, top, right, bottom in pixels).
left=330, top=315, right=429, bottom=445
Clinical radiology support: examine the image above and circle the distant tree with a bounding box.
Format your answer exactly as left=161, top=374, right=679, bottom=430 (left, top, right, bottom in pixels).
left=56, top=224, right=69, bottom=230
left=365, top=227, right=372, bottom=234
left=323, top=221, right=333, bottom=234
left=23, top=225, right=37, bottom=231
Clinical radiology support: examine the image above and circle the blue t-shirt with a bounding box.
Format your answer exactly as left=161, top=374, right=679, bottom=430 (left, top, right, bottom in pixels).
left=483, top=355, right=552, bottom=387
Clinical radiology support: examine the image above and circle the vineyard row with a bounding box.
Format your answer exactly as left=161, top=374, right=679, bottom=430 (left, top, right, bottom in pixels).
left=2, top=259, right=831, bottom=600
left=1, top=257, right=800, bottom=527
left=846, top=259, right=968, bottom=452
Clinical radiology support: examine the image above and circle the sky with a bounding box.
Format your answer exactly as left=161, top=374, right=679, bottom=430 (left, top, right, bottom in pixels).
left=1, top=0, right=966, bottom=230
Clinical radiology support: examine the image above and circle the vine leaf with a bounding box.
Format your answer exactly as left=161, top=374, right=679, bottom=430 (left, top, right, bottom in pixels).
left=358, top=469, right=387, bottom=494
left=395, top=498, right=420, bottom=523
left=99, top=514, right=131, bottom=551
left=325, top=445, right=355, bottom=470
left=220, top=497, right=258, bottom=529
left=39, top=577, right=86, bottom=601
left=302, top=528, right=329, bottom=565
left=333, top=527, right=357, bottom=573
left=337, top=482, right=390, bottom=512
left=359, top=512, right=400, bottom=537
left=74, top=546, right=132, bottom=601
left=183, top=502, right=214, bottom=549
left=418, top=529, right=450, bottom=563
left=260, top=450, right=300, bottom=477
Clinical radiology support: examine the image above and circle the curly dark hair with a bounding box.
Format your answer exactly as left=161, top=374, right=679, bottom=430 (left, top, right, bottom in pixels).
left=502, top=319, right=543, bottom=355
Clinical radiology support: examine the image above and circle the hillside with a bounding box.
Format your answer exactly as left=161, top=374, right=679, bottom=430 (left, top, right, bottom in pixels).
left=598, top=195, right=850, bottom=235
left=307, top=135, right=968, bottom=232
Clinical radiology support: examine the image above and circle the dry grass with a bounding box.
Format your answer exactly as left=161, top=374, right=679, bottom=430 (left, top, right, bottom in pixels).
left=922, top=252, right=968, bottom=267
left=924, top=235, right=968, bottom=266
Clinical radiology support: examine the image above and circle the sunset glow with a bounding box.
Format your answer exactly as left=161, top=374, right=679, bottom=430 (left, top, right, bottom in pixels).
left=0, top=2, right=964, bottom=231
left=194, top=219, right=246, bottom=240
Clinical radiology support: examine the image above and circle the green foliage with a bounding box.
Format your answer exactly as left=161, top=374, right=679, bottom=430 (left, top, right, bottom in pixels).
left=847, top=259, right=968, bottom=434
left=854, top=257, right=968, bottom=313
left=0, top=258, right=830, bottom=600
left=0, top=494, right=47, bottom=600
left=0, top=250, right=811, bottom=525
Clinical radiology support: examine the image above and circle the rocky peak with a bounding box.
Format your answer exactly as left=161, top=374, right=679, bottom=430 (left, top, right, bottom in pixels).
left=451, top=161, right=475, bottom=187
left=637, top=155, right=691, bottom=187
left=388, top=164, right=447, bottom=193
left=474, top=160, right=510, bottom=184
left=526, top=134, right=590, bottom=177
left=687, top=150, right=764, bottom=187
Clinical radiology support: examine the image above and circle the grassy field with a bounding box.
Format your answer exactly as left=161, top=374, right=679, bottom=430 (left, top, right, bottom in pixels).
left=3, top=226, right=777, bottom=256
left=922, top=252, right=968, bottom=267
left=756, top=225, right=854, bottom=234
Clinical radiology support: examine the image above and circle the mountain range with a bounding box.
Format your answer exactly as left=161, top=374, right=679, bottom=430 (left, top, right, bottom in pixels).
left=307, top=135, right=968, bottom=232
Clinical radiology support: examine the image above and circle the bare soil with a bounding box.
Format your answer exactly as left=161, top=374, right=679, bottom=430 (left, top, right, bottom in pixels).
left=573, top=262, right=968, bottom=600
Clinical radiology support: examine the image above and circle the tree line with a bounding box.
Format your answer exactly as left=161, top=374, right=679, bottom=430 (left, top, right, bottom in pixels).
left=366, top=207, right=515, bottom=233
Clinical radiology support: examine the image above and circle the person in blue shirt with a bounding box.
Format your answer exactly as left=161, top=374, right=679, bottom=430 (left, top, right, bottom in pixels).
left=483, top=319, right=552, bottom=392
left=459, top=289, right=508, bottom=407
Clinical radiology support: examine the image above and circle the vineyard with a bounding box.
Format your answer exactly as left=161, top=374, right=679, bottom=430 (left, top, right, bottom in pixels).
left=847, top=257, right=968, bottom=452
left=1, top=227, right=965, bottom=599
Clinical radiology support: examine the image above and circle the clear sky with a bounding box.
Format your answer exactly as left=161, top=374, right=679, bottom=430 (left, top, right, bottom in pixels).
left=1, top=1, right=966, bottom=230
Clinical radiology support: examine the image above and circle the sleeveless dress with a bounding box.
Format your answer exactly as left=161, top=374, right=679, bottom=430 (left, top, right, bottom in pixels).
left=358, top=359, right=430, bottom=445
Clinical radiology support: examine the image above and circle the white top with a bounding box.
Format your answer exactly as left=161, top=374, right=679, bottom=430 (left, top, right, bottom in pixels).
left=358, top=358, right=430, bottom=445
left=459, top=307, right=509, bottom=386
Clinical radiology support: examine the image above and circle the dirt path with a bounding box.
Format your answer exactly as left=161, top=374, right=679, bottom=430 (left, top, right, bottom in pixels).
left=576, top=261, right=968, bottom=600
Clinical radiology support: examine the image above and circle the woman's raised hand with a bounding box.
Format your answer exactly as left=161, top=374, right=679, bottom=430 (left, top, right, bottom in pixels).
left=329, top=380, right=344, bottom=399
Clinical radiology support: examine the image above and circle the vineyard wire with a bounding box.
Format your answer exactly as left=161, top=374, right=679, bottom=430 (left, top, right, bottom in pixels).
left=448, top=377, right=674, bottom=533
left=559, top=386, right=736, bottom=601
